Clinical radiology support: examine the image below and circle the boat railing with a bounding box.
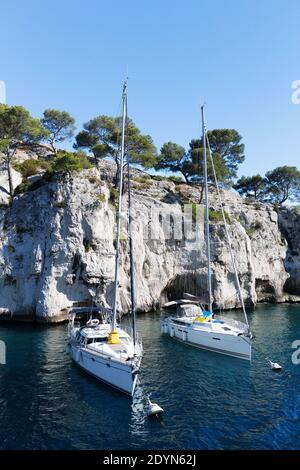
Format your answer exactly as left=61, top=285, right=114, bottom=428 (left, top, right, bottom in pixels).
left=121, top=325, right=142, bottom=343
left=216, top=316, right=250, bottom=334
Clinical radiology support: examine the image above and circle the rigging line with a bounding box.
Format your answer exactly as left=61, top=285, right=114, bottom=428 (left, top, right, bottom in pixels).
left=205, top=132, right=250, bottom=329
left=201, top=106, right=213, bottom=313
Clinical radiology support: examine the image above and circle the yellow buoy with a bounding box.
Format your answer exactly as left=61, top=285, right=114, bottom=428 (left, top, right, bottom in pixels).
left=107, top=330, right=121, bottom=344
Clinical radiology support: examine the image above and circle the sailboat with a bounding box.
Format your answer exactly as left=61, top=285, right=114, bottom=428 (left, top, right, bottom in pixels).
left=161, top=106, right=252, bottom=361
left=67, top=82, right=143, bottom=395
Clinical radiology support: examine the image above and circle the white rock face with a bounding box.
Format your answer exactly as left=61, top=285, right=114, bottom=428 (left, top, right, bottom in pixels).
left=278, top=208, right=300, bottom=299
left=0, top=160, right=299, bottom=322
left=0, top=167, right=22, bottom=205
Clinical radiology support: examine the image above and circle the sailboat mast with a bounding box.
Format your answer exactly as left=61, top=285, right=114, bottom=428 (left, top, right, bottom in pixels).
left=201, top=105, right=213, bottom=313
left=127, top=141, right=137, bottom=349
left=125, top=88, right=137, bottom=348
left=111, top=82, right=127, bottom=333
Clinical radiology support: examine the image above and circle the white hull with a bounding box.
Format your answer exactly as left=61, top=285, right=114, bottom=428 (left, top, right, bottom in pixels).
left=67, top=322, right=142, bottom=396
left=161, top=318, right=251, bottom=361
left=69, top=343, right=140, bottom=395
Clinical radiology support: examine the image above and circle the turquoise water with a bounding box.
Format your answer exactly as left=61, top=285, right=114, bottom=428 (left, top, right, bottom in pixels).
left=0, top=304, right=300, bottom=450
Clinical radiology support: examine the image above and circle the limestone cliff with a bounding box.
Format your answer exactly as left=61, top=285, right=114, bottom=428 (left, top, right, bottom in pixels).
left=0, top=155, right=299, bottom=322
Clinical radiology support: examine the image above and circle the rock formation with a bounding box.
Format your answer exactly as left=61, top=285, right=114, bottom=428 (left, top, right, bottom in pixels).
left=0, top=151, right=299, bottom=322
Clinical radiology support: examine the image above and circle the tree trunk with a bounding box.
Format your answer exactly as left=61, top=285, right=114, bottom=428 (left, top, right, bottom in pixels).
left=7, top=162, right=14, bottom=198
left=49, top=140, right=57, bottom=157
left=199, top=183, right=204, bottom=204
left=181, top=172, right=190, bottom=184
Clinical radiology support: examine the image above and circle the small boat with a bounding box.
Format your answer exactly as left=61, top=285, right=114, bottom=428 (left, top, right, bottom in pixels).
left=67, top=82, right=143, bottom=395
left=161, top=106, right=252, bottom=361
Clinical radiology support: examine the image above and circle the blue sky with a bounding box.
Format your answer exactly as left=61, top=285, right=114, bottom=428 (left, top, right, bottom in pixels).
left=0, top=0, right=299, bottom=177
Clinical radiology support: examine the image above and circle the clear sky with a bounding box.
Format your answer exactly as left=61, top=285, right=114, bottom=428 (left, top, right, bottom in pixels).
left=1, top=0, right=299, bottom=177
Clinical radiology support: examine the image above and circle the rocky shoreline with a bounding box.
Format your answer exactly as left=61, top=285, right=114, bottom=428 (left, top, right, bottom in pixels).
left=0, top=152, right=300, bottom=323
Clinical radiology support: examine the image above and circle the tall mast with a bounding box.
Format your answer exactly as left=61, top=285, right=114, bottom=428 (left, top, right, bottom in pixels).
left=126, top=96, right=137, bottom=349
left=109, top=82, right=127, bottom=342
left=201, top=105, right=213, bottom=313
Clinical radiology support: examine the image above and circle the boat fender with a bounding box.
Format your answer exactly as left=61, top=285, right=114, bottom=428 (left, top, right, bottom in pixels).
left=147, top=397, right=164, bottom=417
left=193, top=316, right=207, bottom=323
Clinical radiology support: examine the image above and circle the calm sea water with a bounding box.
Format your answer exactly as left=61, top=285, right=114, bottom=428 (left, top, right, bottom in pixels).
left=0, top=304, right=300, bottom=450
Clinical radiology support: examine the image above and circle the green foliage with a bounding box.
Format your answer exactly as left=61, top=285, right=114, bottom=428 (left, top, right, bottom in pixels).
left=264, top=166, right=300, bottom=205
left=14, top=178, right=46, bottom=195
left=0, top=104, right=48, bottom=197
left=0, top=104, right=49, bottom=144
left=234, top=167, right=300, bottom=205
left=54, top=200, right=67, bottom=209
left=233, top=174, right=266, bottom=199
left=83, top=238, right=92, bottom=252
left=206, top=129, right=245, bottom=179
left=208, top=209, right=231, bottom=224
left=14, top=180, right=31, bottom=195
left=133, top=175, right=153, bottom=190
left=109, top=185, right=119, bottom=205
left=189, top=140, right=229, bottom=184
left=41, top=109, right=75, bottom=154
left=13, top=152, right=93, bottom=196
left=14, top=159, right=50, bottom=178
left=96, top=193, right=106, bottom=203
left=16, top=225, right=30, bottom=234
left=4, top=275, right=16, bottom=286
left=155, top=142, right=187, bottom=179
left=51, top=151, right=93, bottom=173
left=156, top=130, right=244, bottom=185
left=75, top=115, right=157, bottom=169
left=168, top=175, right=184, bottom=183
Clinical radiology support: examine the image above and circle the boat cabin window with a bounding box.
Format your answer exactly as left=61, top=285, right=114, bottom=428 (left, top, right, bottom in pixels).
left=86, top=337, right=107, bottom=344
left=172, top=319, right=187, bottom=326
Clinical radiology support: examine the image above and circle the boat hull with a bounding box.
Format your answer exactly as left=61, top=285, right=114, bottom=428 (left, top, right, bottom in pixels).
left=161, top=320, right=251, bottom=361
left=69, top=344, right=139, bottom=396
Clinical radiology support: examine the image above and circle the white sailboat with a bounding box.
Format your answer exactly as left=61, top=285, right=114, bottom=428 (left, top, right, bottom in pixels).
left=161, top=106, right=252, bottom=361
left=67, top=82, right=143, bottom=395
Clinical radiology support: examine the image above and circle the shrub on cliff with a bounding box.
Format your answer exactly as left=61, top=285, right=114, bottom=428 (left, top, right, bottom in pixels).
left=50, top=151, right=92, bottom=173
left=14, top=159, right=51, bottom=178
